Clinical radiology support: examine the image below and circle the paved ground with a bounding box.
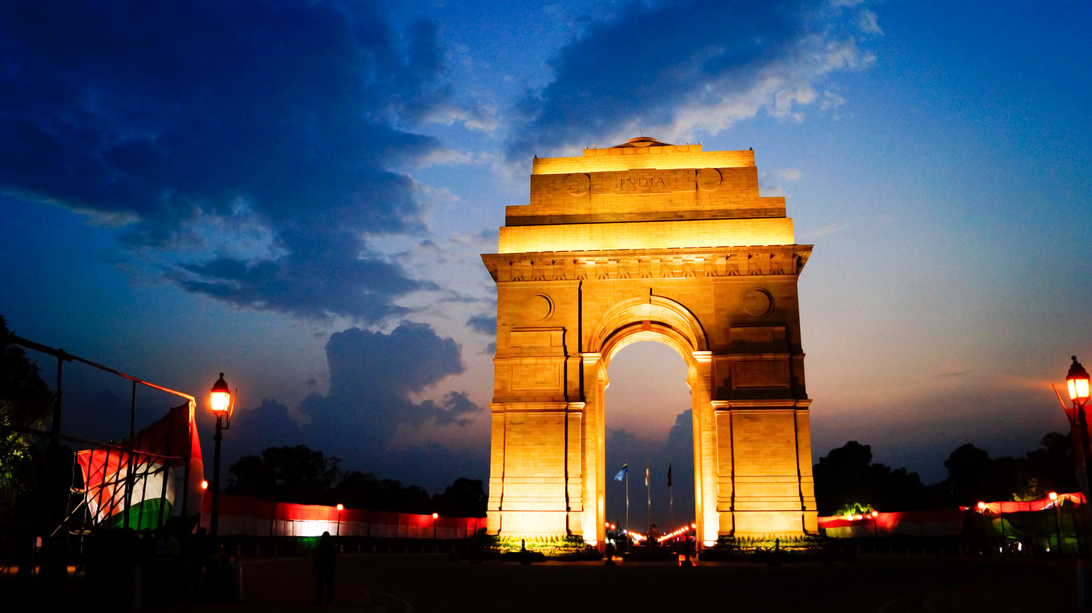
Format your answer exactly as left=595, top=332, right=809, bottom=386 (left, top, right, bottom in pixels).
left=5, top=554, right=1086, bottom=612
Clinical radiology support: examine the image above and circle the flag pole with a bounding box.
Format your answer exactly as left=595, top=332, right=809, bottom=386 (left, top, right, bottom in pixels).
left=646, top=461, right=651, bottom=537
left=668, top=460, right=674, bottom=532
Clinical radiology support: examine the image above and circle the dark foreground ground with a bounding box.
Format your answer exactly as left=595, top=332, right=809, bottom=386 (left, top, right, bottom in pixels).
left=5, top=553, right=1085, bottom=612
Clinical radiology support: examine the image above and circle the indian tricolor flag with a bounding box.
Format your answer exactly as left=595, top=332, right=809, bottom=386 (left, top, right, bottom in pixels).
left=76, top=402, right=204, bottom=529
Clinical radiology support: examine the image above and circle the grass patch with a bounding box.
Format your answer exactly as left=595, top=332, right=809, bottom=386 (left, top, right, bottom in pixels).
left=700, top=534, right=830, bottom=562
left=486, top=534, right=601, bottom=560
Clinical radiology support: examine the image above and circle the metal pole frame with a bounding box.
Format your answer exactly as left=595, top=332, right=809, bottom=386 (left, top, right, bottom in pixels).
left=7, top=334, right=199, bottom=532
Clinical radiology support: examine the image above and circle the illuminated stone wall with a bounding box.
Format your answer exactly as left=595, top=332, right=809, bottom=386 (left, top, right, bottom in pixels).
left=482, top=137, right=817, bottom=545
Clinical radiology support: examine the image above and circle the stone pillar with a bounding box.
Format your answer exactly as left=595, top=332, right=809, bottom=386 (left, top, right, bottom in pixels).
left=689, top=351, right=719, bottom=545
left=486, top=404, right=505, bottom=534
left=712, top=400, right=734, bottom=537
left=485, top=401, right=570, bottom=537
left=795, top=401, right=819, bottom=533
left=579, top=353, right=605, bottom=543
left=565, top=402, right=586, bottom=538
left=724, top=400, right=816, bottom=536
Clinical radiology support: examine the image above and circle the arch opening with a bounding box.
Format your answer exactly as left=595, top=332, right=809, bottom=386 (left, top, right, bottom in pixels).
left=603, top=340, right=695, bottom=542
left=582, top=301, right=714, bottom=547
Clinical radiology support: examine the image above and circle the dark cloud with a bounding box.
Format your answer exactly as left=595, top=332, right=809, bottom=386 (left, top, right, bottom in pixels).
left=0, top=0, right=455, bottom=322
left=604, top=409, right=696, bottom=528
left=373, top=441, right=489, bottom=494
left=204, top=322, right=487, bottom=488
left=662, top=409, right=695, bottom=514
left=224, top=398, right=303, bottom=458
left=171, top=235, right=435, bottom=321
left=65, top=389, right=150, bottom=446
left=506, top=0, right=877, bottom=159
left=301, top=322, right=481, bottom=464
left=466, top=315, right=496, bottom=336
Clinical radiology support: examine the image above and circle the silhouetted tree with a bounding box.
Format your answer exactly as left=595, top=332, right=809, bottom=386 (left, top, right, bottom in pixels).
left=814, top=441, right=874, bottom=515
left=228, top=444, right=486, bottom=516
left=817, top=434, right=1081, bottom=514
left=227, top=454, right=274, bottom=498
left=814, top=441, right=929, bottom=515
left=433, top=477, right=487, bottom=517
left=942, top=434, right=1078, bottom=504
left=332, top=470, right=378, bottom=508
left=0, top=315, right=53, bottom=517
left=227, top=444, right=340, bottom=503
left=1026, top=432, right=1078, bottom=495
left=331, top=471, right=430, bottom=512
left=867, top=463, right=929, bottom=512
left=944, top=443, right=992, bottom=505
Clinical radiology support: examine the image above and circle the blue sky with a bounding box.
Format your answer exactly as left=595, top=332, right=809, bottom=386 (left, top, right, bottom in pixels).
left=1, top=0, right=1089, bottom=523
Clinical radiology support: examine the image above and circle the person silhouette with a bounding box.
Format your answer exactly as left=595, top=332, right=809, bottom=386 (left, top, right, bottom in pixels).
left=313, top=531, right=336, bottom=604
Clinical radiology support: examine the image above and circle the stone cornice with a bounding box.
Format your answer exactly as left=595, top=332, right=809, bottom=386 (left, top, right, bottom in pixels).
left=711, top=399, right=813, bottom=410
left=481, top=245, right=812, bottom=283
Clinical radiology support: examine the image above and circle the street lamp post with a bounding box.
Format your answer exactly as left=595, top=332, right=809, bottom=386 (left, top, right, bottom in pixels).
left=432, top=512, right=439, bottom=552
left=976, top=501, right=990, bottom=554
left=209, top=373, right=234, bottom=539
left=336, top=504, right=343, bottom=537
left=1067, top=357, right=1092, bottom=499
left=1062, top=356, right=1092, bottom=608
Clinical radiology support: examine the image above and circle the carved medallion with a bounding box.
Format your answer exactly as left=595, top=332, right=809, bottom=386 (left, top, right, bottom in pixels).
left=524, top=294, right=553, bottom=322
left=696, top=168, right=722, bottom=192
left=742, top=288, right=773, bottom=316
left=565, top=173, right=591, bottom=196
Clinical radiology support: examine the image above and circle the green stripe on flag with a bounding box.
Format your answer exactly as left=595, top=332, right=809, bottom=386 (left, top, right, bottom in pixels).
left=102, top=498, right=173, bottom=530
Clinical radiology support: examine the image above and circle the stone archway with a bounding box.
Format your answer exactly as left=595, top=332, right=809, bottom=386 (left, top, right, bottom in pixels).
left=481, top=137, right=817, bottom=546
left=584, top=296, right=711, bottom=546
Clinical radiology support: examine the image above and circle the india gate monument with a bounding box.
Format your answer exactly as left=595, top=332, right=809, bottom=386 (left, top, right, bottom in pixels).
left=481, top=137, right=817, bottom=547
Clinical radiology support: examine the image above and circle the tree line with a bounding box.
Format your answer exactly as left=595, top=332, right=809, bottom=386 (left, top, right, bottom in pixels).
left=226, top=444, right=487, bottom=518
left=1, top=315, right=487, bottom=520
left=2, top=315, right=1082, bottom=522
left=813, top=433, right=1077, bottom=516
left=0, top=316, right=54, bottom=520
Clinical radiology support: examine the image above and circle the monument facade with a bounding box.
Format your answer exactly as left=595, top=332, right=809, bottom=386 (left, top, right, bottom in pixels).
left=481, top=137, right=817, bottom=546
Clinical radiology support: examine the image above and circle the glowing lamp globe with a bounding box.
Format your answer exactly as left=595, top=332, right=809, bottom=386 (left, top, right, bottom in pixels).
left=977, top=501, right=987, bottom=512
left=336, top=504, right=344, bottom=511
left=432, top=512, right=439, bottom=519
left=1068, top=356, right=1091, bottom=403
left=1049, top=492, right=1058, bottom=501
left=210, top=373, right=231, bottom=415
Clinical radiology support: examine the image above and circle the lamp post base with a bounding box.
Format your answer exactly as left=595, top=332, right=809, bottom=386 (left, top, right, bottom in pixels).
left=1079, top=559, right=1092, bottom=610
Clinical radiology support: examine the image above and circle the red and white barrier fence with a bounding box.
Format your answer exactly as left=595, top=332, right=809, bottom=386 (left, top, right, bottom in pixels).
left=200, top=493, right=486, bottom=539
